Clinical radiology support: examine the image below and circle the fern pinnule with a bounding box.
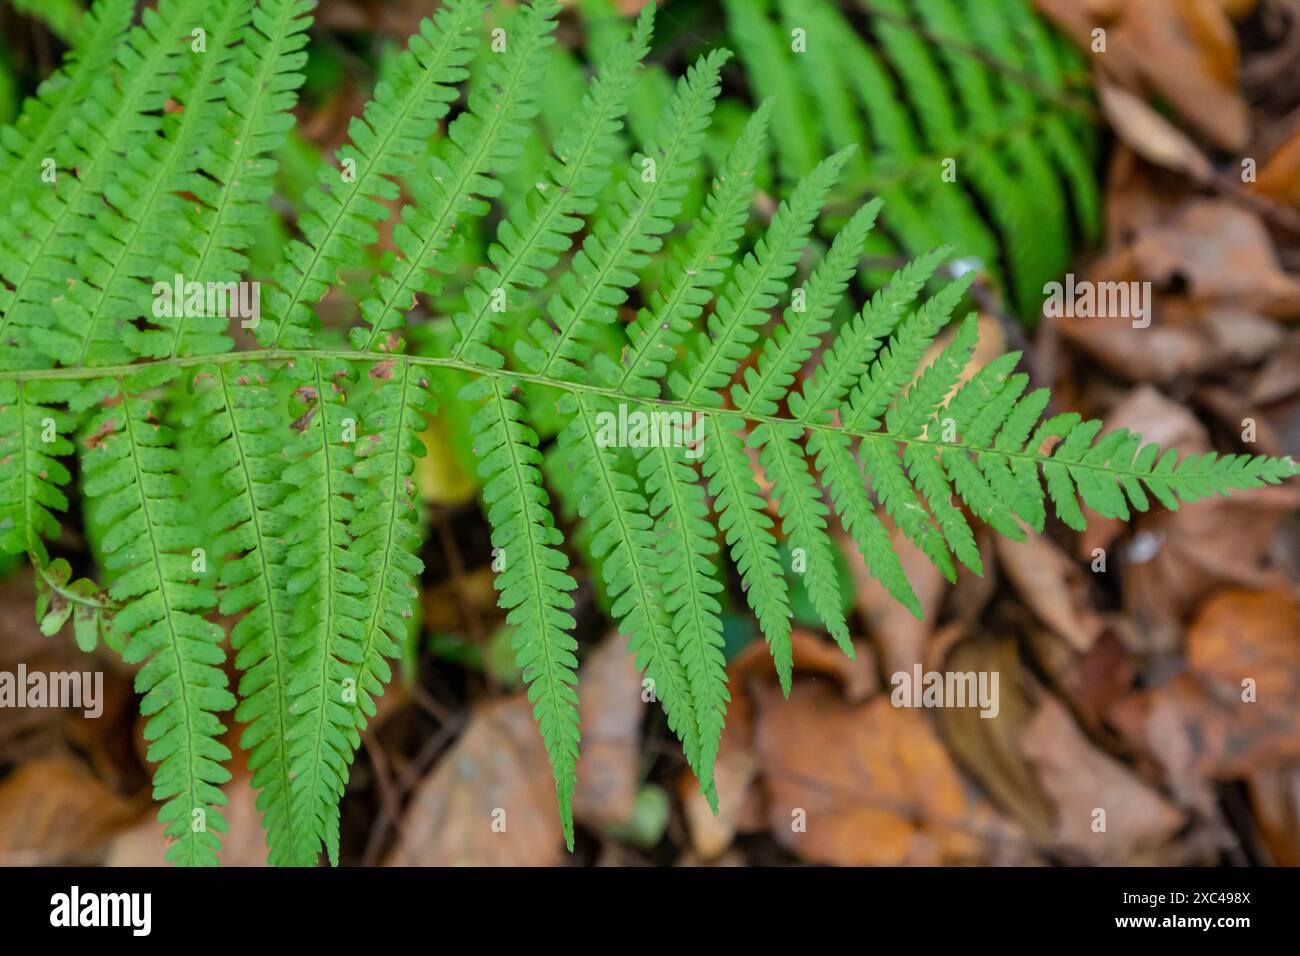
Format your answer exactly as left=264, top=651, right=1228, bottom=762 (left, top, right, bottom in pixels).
left=266, top=0, right=483, bottom=349
left=561, top=392, right=712, bottom=800
left=0, top=0, right=1295, bottom=868
left=466, top=375, right=580, bottom=849
left=80, top=369, right=235, bottom=867
left=0, top=0, right=133, bottom=226
left=516, top=46, right=731, bottom=381
left=354, top=0, right=560, bottom=354
left=610, top=97, right=773, bottom=398
left=451, top=5, right=655, bottom=370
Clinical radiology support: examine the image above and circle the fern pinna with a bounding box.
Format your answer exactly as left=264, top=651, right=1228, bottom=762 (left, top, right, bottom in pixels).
left=718, top=0, right=1100, bottom=322
left=0, top=0, right=1294, bottom=866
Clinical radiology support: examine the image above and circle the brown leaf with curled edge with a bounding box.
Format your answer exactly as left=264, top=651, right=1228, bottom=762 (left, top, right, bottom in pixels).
left=753, top=681, right=1025, bottom=866
left=0, top=757, right=142, bottom=865
left=1108, top=589, right=1300, bottom=801
left=936, top=637, right=1057, bottom=846
left=1021, top=696, right=1186, bottom=863
left=1098, top=83, right=1214, bottom=183
left=1035, top=0, right=1250, bottom=150
left=1055, top=289, right=1214, bottom=386
left=385, top=696, right=562, bottom=866
left=573, top=632, right=643, bottom=829
left=996, top=532, right=1106, bottom=653
left=1128, top=200, right=1300, bottom=319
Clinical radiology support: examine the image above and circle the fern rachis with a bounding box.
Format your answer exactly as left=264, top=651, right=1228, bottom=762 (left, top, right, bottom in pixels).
left=0, top=0, right=1294, bottom=867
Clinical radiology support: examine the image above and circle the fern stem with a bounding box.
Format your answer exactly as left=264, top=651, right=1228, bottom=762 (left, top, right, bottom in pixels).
left=8, top=348, right=1293, bottom=484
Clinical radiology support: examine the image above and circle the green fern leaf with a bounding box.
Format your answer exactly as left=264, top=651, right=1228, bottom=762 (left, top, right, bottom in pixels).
left=466, top=375, right=580, bottom=849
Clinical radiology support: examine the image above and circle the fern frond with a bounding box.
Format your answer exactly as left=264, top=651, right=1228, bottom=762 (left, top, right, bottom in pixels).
left=345, top=362, right=434, bottom=765
left=0, top=0, right=131, bottom=216
left=466, top=376, right=580, bottom=849
left=450, top=6, right=654, bottom=369
left=702, top=413, right=792, bottom=692
left=353, top=0, right=559, bottom=353
left=561, top=392, right=711, bottom=800
left=2, top=1, right=1294, bottom=868
left=279, top=359, right=366, bottom=866
left=192, top=363, right=310, bottom=865
left=638, top=440, right=728, bottom=791
left=610, top=99, right=772, bottom=398
left=182, top=0, right=316, bottom=354
left=515, top=48, right=729, bottom=380
left=0, top=0, right=205, bottom=371
left=721, top=0, right=818, bottom=182
left=0, top=379, right=76, bottom=561
left=80, top=371, right=235, bottom=866
left=672, top=145, right=854, bottom=406
left=62, top=0, right=255, bottom=366
left=266, top=0, right=483, bottom=348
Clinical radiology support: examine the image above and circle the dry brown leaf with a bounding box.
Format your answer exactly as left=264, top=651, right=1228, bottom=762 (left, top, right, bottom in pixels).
left=1214, top=0, right=1259, bottom=17
left=1107, top=588, right=1300, bottom=812
left=1021, top=696, right=1186, bottom=862
left=1122, top=484, right=1300, bottom=648
left=996, top=532, right=1107, bottom=652
left=0, top=757, right=141, bottom=864
left=572, top=632, right=643, bottom=829
left=679, top=739, right=761, bottom=861
left=1129, top=200, right=1300, bottom=318
left=1252, top=128, right=1300, bottom=207
left=1036, top=0, right=1250, bottom=150
left=1246, top=768, right=1300, bottom=865
left=1026, top=627, right=1138, bottom=734
left=385, top=696, right=563, bottom=866
left=1056, top=292, right=1215, bottom=384
left=1187, top=587, right=1300, bottom=707
left=1098, top=83, right=1214, bottom=183
left=753, top=683, right=1019, bottom=865
left=936, top=638, right=1057, bottom=846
